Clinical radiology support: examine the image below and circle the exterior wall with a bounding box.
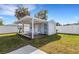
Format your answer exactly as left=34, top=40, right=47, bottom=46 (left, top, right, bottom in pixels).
left=44, top=23, right=48, bottom=34
left=56, top=25, right=79, bottom=34
left=34, top=24, right=39, bottom=34
left=48, top=21, right=56, bottom=35
left=34, top=23, right=45, bottom=34
left=24, top=24, right=30, bottom=34
left=40, top=23, right=45, bottom=34
left=0, top=25, right=18, bottom=34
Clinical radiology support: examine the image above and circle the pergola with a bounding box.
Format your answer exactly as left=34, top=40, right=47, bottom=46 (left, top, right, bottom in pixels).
left=15, top=16, right=47, bottom=39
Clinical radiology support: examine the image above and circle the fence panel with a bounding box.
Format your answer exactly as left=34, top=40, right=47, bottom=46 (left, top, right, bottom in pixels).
left=56, top=25, right=79, bottom=34
left=0, top=25, right=18, bottom=34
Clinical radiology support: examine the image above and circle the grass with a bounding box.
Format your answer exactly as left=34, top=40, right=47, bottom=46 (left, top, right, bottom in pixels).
left=0, top=33, right=79, bottom=54
left=0, top=34, right=28, bottom=53
left=39, top=34, right=79, bottom=54
left=0, top=33, right=16, bottom=37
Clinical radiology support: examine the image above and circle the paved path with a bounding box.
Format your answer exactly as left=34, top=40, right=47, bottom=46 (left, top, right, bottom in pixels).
left=8, top=45, right=47, bottom=54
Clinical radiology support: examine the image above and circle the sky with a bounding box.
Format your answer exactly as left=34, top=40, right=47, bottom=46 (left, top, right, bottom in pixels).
left=0, top=4, right=79, bottom=25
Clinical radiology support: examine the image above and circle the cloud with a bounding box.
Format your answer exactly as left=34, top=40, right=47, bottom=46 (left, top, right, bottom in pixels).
left=23, top=4, right=36, bottom=11
left=74, top=16, right=79, bottom=20
left=0, top=4, right=17, bottom=16
left=0, top=4, right=36, bottom=16
left=71, top=16, right=79, bottom=22
left=0, top=16, right=3, bottom=19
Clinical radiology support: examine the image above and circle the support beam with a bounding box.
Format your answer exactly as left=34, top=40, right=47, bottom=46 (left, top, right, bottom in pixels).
left=32, top=18, right=34, bottom=39
left=22, top=22, right=24, bottom=33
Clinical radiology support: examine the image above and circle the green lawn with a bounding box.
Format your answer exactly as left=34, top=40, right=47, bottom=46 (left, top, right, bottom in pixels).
left=40, top=34, right=79, bottom=54
left=0, top=33, right=79, bottom=54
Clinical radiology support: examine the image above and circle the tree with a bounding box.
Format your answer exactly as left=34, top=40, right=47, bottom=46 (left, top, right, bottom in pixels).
left=56, top=22, right=61, bottom=26
left=35, top=10, right=48, bottom=34
left=35, top=10, right=48, bottom=20
left=0, top=19, right=3, bottom=25
left=15, top=5, right=30, bottom=20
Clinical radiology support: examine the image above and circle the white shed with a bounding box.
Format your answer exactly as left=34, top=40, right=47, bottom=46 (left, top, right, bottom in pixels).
left=15, top=16, right=56, bottom=39
left=48, top=20, right=56, bottom=35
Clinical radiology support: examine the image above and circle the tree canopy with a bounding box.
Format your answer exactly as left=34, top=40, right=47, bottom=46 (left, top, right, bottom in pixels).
left=35, top=10, right=48, bottom=20
left=0, top=19, right=3, bottom=25
left=15, top=6, right=30, bottom=20
left=56, top=22, right=61, bottom=26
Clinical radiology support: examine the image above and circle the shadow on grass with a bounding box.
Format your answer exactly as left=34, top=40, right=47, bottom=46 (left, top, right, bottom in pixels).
left=29, top=34, right=61, bottom=48
left=17, top=34, right=61, bottom=47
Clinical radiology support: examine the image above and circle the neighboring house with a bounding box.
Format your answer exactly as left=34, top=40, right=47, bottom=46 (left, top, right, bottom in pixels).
left=15, top=16, right=56, bottom=39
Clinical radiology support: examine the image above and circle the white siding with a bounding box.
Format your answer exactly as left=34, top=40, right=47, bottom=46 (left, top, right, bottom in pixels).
left=24, top=24, right=30, bottom=32
left=40, top=23, right=45, bottom=34
left=34, top=24, right=39, bottom=34
left=34, top=23, right=45, bottom=34
left=48, top=21, right=56, bottom=35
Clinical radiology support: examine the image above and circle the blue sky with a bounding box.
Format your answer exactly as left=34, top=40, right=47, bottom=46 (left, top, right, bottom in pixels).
left=0, top=4, right=79, bottom=25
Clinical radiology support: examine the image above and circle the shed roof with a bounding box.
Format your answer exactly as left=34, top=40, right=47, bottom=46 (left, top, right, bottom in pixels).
left=15, top=16, right=47, bottom=24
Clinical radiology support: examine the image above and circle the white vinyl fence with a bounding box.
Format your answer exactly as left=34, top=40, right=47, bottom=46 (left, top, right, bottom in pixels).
left=0, top=25, right=30, bottom=34
left=0, top=25, right=18, bottom=34
left=56, top=25, right=79, bottom=34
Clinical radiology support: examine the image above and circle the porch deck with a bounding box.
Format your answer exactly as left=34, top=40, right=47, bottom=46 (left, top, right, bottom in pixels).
left=18, top=33, right=46, bottom=39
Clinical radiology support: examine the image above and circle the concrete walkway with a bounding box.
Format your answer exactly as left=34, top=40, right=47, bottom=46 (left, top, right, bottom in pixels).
left=8, top=45, right=47, bottom=54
